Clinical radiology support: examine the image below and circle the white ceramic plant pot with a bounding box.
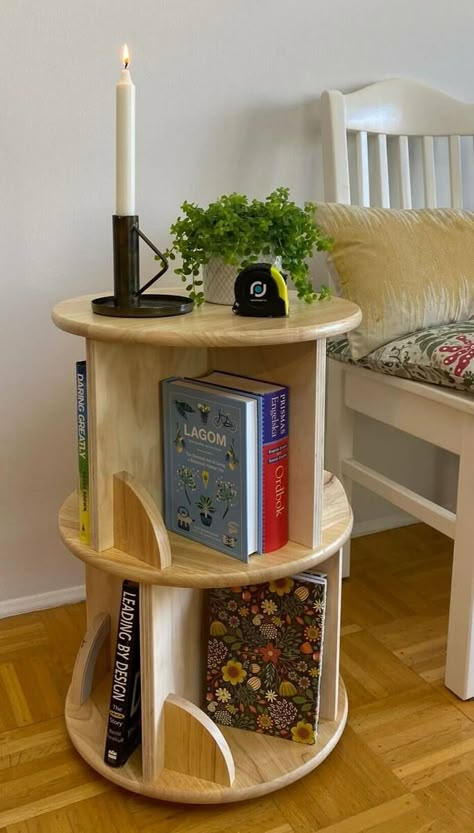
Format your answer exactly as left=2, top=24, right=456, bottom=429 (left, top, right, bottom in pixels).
left=202, top=258, right=238, bottom=305
left=203, top=255, right=272, bottom=305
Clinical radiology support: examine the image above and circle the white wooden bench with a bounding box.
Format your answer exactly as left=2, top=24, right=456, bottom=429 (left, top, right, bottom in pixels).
left=321, top=79, right=474, bottom=700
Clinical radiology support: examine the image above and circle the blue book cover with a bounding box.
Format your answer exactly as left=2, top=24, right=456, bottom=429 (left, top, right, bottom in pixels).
left=162, top=378, right=258, bottom=562
left=198, top=372, right=289, bottom=553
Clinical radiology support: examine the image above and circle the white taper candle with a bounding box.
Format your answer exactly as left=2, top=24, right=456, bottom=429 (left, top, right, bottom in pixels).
left=116, top=44, right=136, bottom=215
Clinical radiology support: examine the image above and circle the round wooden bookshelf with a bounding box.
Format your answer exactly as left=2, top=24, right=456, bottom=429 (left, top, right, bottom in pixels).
left=53, top=290, right=360, bottom=804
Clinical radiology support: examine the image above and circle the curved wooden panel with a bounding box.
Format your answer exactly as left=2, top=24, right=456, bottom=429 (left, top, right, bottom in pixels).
left=113, top=471, right=171, bottom=569
left=164, top=694, right=235, bottom=786
left=68, top=613, right=110, bottom=707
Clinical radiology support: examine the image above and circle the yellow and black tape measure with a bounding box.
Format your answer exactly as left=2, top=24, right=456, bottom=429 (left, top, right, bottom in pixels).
left=232, top=263, right=289, bottom=317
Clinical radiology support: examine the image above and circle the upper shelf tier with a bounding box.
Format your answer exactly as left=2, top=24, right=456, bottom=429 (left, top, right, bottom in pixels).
left=52, top=291, right=361, bottom=347
left=58, top=473, right=352, bottom=588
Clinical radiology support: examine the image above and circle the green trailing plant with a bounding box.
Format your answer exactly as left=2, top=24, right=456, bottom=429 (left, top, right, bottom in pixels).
left=165, top=187, right=332, bottom=305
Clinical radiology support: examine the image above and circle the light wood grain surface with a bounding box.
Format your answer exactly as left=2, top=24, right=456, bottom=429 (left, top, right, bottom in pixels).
left=67, top=613, right=110, bottom=708
left=85, top=332, right=334, bottom=557
left=58, top=472, right=352, bottom=588
left=163, top=694, right=235, bottom=786
left=1, top=524, right=474, bottom=828
left=85, top=339, right=209, bottom=552
left=52, top=291, right=361, bottom=347
left=208, top=341, right=327, bottom=549
left=64, top=673, right=347, bottom=803
left=53, top=292, right=357, bottom=803
left=113, top=472, right=171, bottom=569
left=139, top=583, right=205, bottom=782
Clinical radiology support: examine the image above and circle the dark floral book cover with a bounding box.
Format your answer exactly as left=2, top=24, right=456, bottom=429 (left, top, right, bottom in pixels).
left=205, top=574, right=327, bottom=745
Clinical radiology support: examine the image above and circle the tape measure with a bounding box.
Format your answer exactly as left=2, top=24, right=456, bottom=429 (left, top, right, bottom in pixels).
left=232, top=263, right=289, bottom=317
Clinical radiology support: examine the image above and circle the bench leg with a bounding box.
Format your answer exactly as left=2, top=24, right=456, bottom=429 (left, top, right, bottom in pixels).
left=326, top=359, right=354, bottom=577
left=445, top=417, right=474, bottom=700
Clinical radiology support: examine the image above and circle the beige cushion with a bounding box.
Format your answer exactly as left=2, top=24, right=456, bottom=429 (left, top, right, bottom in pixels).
left=315, top=203, right=474, bottom=360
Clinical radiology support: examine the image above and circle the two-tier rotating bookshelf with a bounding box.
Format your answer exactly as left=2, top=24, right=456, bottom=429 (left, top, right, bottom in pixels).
left=52, top=290, right=361, bottom=804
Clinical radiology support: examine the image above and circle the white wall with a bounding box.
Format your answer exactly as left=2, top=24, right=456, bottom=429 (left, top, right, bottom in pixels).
left=1, top=0, right=471, bottom=611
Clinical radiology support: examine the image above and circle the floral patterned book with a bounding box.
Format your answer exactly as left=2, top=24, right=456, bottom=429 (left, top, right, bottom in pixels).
left=205, top=573, right=327, bottom=745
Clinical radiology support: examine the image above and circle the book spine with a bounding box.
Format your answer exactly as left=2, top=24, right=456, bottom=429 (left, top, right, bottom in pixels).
left=261, top=388, right=289, bottom=552
left=75, top=361, right=90, bottom=545
left=162, top=379, right=172, bottom=531
left=313, top=575, right=328, bottom=729
left=104, top=580, right=141, bottom=767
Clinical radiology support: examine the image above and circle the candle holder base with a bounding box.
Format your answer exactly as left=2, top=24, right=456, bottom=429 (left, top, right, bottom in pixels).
left=92, top=215, right=193, bottom=318
left=91, top=294, right=193, bottom=317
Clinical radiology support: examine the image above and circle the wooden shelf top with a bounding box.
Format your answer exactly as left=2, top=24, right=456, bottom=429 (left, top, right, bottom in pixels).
left=58, top=473, right=352, bottom=588
left=52, top=291, right=361, bottom=347
left=65, top=675, right=348, bottom=803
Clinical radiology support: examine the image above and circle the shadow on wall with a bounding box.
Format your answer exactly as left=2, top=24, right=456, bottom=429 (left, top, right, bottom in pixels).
left=189, top=97, right=327, bottom=204
left=181, top=95, right=335, bottom=293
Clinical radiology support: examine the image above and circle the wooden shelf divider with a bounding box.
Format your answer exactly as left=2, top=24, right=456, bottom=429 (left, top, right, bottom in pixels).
left=68, top=612, right=110, bottom=708
left=164, top=694, right=235, bottom=786
left=113, top=470, right=171, bottom=569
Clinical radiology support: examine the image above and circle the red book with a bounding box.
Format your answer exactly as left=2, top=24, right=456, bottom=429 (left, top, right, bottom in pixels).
left=200, top=372, right=289, bottom=552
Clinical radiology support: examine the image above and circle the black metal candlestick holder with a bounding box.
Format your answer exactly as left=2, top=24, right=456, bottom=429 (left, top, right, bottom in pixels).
left=91, top=215, right=193, bottom=317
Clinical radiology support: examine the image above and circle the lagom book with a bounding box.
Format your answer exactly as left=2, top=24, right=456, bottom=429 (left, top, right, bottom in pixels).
left=200, top=372, right=289, bottom=553
left=104, top=580, right=141, bottom=767
left=205, top=573, right=327, bottom=744
left=162, top=378, right=258, bottom=562
left=75, top=360, right=89, bottom=545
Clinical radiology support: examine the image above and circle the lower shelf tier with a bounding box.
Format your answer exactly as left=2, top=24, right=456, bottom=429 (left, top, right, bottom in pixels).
left=65, top=676, right=348, bottom=804
left=58, top=472, right=352, bottom=588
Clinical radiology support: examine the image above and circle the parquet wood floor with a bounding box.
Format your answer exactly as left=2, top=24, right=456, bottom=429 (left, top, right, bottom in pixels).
left=1, top=524, right=473, bottom=832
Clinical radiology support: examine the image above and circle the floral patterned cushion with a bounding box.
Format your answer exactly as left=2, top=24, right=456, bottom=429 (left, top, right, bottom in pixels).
left=327, top=321, right=474, bottom=394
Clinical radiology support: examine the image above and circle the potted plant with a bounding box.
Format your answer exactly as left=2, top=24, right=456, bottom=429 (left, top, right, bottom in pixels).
left=166, top=187, right=332, bottom=305
left=197, top=402, right=211, bottom=424
left=196, top=494, right=216, bottom=526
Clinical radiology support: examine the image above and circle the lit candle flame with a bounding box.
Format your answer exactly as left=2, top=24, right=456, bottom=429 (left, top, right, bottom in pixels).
left=122, top=44, right=130, bottom=70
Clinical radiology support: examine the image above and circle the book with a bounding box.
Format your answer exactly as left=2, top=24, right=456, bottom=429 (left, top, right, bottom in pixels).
left=104, top=580, right=141, bottom=767
left=199, top=371, right=289, bottom=553
left=205, top=572, right=327, bottom=744
left=162, top=378, right=258, bottom=562
left=75, top=360, right=90, bottom=544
